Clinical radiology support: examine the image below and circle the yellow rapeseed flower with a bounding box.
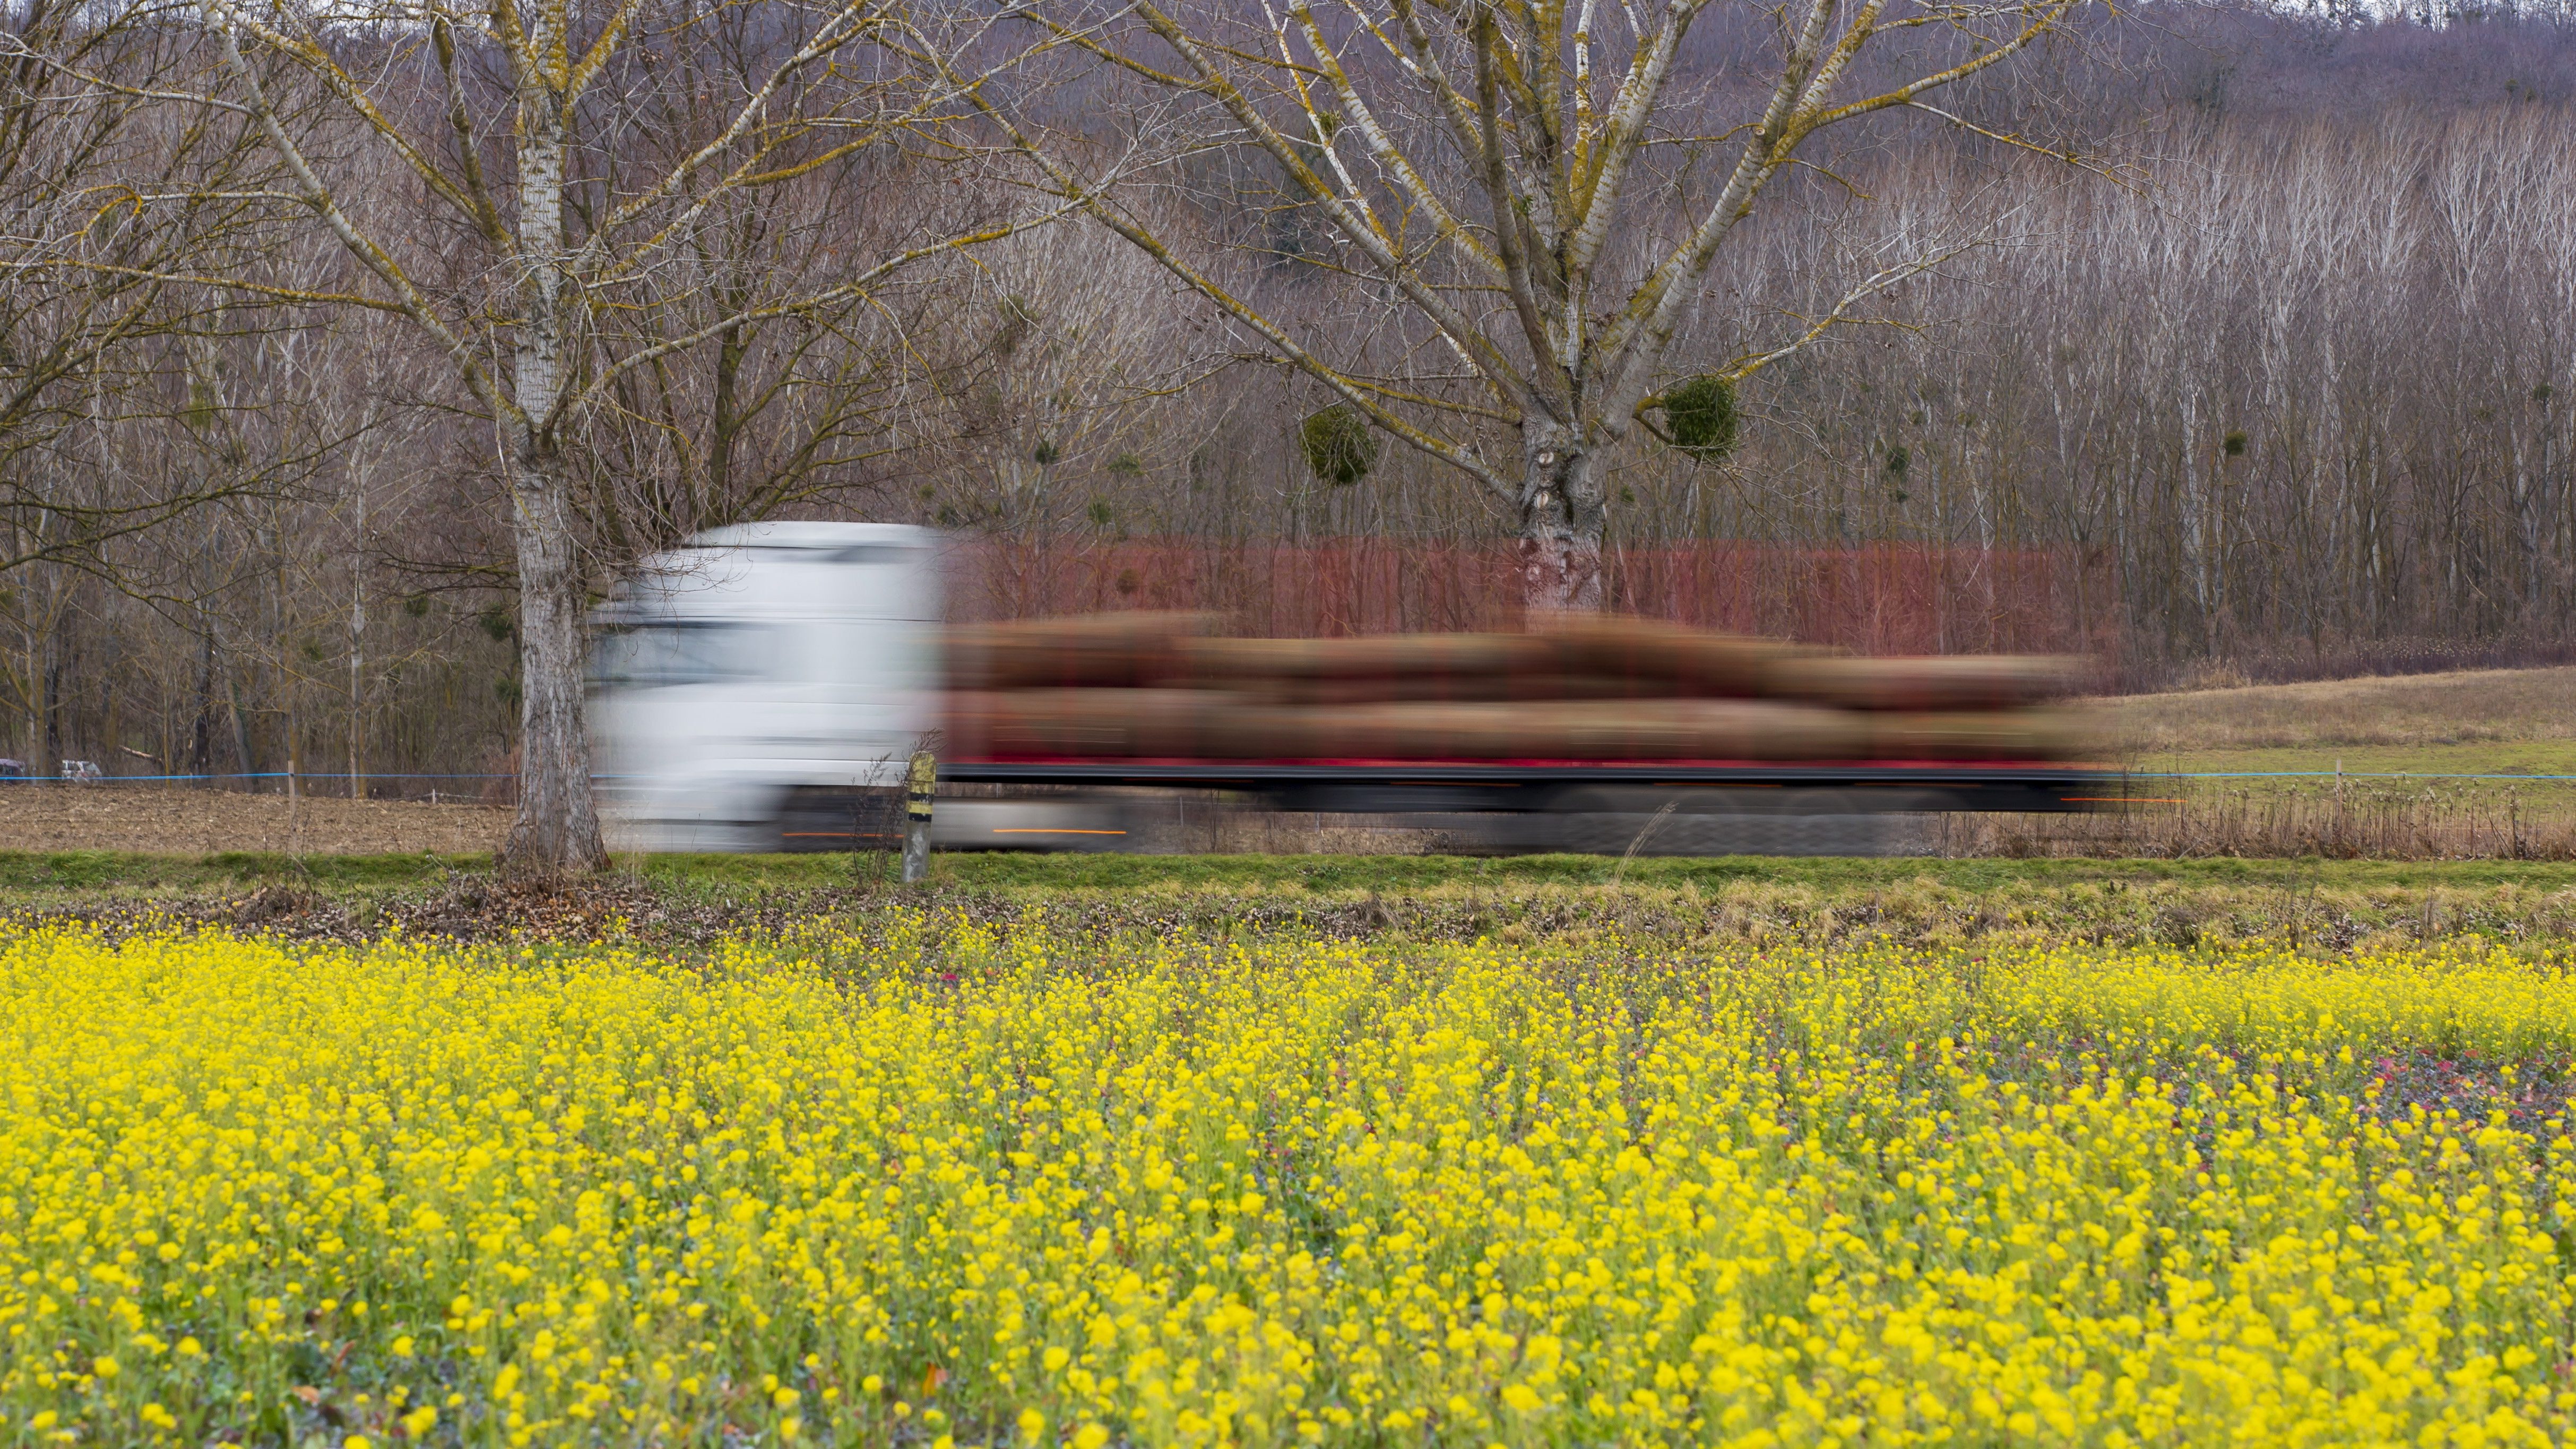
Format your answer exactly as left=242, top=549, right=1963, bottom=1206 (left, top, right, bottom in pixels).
left=0, top=921, right=2568, bottom=1445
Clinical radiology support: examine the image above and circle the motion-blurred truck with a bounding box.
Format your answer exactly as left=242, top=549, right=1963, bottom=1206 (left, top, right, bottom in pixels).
left=590, top=522, right=2110, bottom=855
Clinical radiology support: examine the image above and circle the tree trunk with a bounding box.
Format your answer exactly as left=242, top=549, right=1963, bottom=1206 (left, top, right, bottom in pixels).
left=1518, top=429, right=1607, bottom=613
left=500, top=446, right=607, bottom=877
left=497, top=74, right=606, bottom=878
left=39, top=650, right=57, bottom=781
left=192, top=625, right=214, bottom=786
left=350, top=469, right=366, bottom=801
left=224, top=671, right=256, bottom=790
left=22, top=617, right=38, bottom=778
left=708, top=320, right=743, bottom=511
left=348, top=616, right=364, bottom=801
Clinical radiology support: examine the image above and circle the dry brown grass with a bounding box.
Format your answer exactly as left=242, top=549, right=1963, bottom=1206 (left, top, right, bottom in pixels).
left=1950, top=784, right=2576, bottom=860
left=0, top=786, right=508, bottom=855
left=0, top=781, right=2564, bottom=860
left=2111, top=666, right=2576, bottom=754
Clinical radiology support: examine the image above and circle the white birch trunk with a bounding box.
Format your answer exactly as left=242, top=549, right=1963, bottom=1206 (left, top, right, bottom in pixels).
left=499, top=70, right=607, bottom=875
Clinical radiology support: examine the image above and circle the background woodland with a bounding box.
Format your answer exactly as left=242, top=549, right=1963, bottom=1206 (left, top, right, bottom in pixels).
left=5, top=0, right=2574, bottom=787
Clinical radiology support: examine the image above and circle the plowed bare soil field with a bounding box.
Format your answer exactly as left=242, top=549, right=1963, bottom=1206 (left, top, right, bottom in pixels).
left=0, top=786, right=507, bottom=855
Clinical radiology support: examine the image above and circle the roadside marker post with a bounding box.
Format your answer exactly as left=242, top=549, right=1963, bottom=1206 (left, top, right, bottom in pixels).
left=903, top=751, right=936, bottom=884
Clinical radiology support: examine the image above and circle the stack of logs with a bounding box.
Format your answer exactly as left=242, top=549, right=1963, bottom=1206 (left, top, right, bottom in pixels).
left=941, top=612, right=2094, bottom=762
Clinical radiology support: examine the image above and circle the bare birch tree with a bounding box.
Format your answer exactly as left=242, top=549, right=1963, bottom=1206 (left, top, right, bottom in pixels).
left=154, top=0, right=1043, bottom=872
left=967, top=0, right=2081, bottom=605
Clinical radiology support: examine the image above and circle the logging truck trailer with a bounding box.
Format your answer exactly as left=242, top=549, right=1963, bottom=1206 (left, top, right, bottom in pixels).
left=588, top=522, right=2114, bottom=856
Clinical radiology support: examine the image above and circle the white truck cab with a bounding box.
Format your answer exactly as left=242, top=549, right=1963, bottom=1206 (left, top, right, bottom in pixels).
left=589, top=522, right=943, bottom=852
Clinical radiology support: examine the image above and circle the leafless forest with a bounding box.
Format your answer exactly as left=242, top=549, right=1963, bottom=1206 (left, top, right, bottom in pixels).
left=2, top=0, right=2572, bottom=792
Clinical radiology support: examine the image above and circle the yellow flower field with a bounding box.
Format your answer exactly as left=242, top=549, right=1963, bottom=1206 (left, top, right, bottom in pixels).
left=1, top=921, right=2573, bottom=1447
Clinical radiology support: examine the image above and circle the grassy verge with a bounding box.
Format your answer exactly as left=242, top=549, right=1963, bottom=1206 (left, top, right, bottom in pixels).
left=0, top=849, right=2573, bottom=950
left=857, top=850, right=2576, bottom=894
left=3, top=847, right=2575, bottom=896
